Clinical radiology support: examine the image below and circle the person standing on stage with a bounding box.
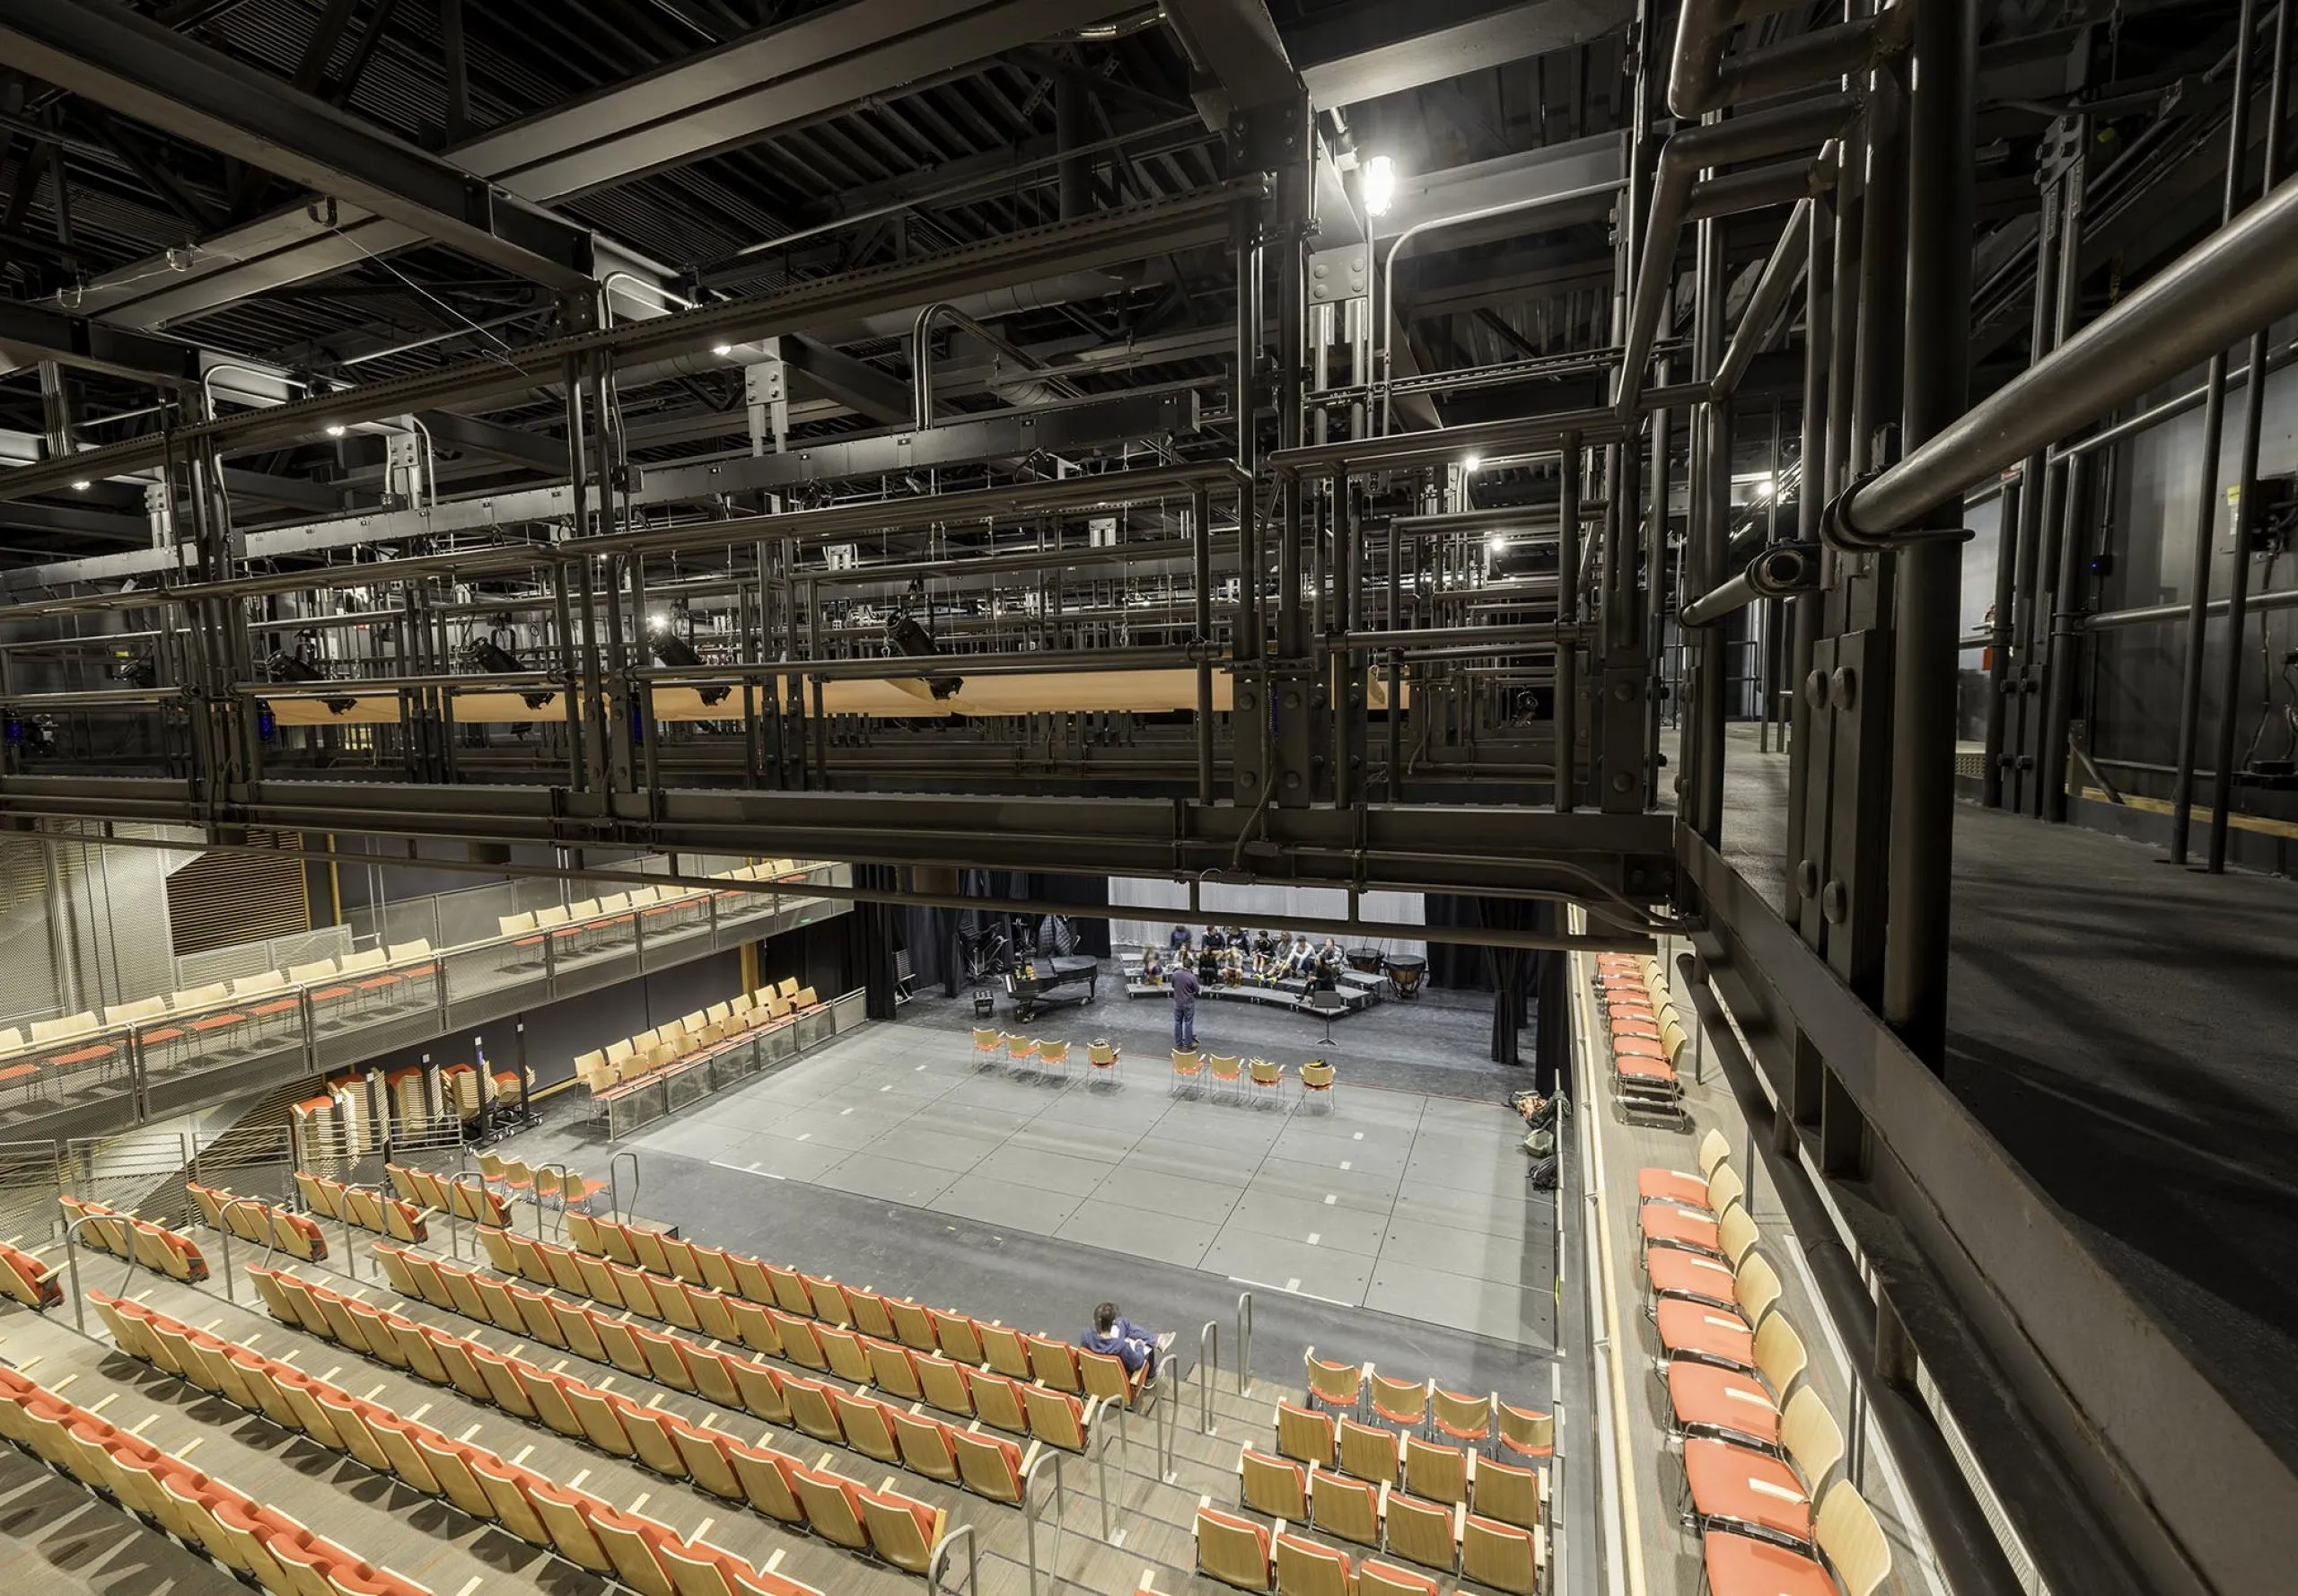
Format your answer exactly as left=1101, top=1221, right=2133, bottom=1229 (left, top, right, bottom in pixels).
left=1169, top=959, right=1199, bottom=1049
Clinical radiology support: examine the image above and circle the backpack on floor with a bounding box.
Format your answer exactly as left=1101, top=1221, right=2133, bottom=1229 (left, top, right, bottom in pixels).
left=1526, top=1154, right=1558, bottom=1190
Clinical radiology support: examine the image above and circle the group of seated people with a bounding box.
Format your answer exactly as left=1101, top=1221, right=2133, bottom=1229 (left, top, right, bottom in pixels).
left=1143, top=925, right=1345, bottom=990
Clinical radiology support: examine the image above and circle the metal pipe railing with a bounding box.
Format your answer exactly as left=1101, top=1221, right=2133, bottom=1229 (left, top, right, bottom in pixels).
left=1830, top=161, right=2298, bottom=542
left=1234, top=1289, right=1253, bottom=1395
left=1618, top=96, right=1862, bottom=417
left=1198, top=1320, right=1219, bottom=1434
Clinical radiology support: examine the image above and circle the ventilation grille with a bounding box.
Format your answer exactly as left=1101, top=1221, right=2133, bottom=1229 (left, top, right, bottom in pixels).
left=167, top=832, right=311, bottom=959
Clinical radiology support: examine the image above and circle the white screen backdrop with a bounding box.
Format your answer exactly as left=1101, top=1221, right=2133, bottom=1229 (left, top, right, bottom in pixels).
left=1108, top=878, right=1425, bottom=960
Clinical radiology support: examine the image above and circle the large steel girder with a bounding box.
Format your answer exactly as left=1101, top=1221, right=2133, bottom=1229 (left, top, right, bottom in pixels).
left=0, top=183, right=1254, bottom=504
left=0, top=774, right=1675, bottom=919
left=0, top=0, right=595, bottom=292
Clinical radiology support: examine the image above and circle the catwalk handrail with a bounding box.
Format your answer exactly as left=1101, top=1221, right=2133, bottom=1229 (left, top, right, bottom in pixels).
left=1831, top=167, right=2298, bottom=540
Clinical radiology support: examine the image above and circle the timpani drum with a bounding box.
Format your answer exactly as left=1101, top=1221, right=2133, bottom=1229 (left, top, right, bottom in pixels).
left=1383, top=953, right=1427, bottom=1000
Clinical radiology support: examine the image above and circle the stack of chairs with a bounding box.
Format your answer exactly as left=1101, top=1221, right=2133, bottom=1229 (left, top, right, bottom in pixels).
left=187, top=1180, right=329, bottom=1262
left=0, top=1239, right=59, bottom=1310
left=1232, top=1351, right=1549, bottom=1594
left=58, top=1196, right=208, bottom=1283
left=558, top=1208, right=1154, bottom=1414
left=1597, top=953, right=1690, bottom=1121
left=250, top=1256, right=1046, bottom=1528
left=90, top=1290, right=830, bottom=1596
left=1618, top=1013, right=1897, bottom=1596
left=0, top=1356, right=437, bottom=1596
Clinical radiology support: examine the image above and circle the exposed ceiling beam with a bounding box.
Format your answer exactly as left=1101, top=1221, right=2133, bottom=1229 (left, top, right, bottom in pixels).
left=1162, top=0, right=1302, bottom=124
left=0, top=498, right=146, bottom=543
left=0, top=0, right=596, bottom=294
left=0, top=184, right=1246, bottom=500
left=1374, top=132, right=1624, bottom=237
left=414, top=408, right=569, bottom=476
left=64, top=0, right=1136, bottom=331
left=0, top=299, right=203, bottom=388
left=777, top=337, right=918, bottom=427
left=1286, top=0, right=1633, bottom=110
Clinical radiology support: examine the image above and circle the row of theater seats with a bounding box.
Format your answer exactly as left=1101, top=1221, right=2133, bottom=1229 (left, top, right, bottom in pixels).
left=1303, top=1351, right=1552, bottom=1458
left=474, top=1152, right=610, bottom=1210
left=90, top=1288, right=825, bottom=1596
left=0, top=1238, right=59, bottom=1309
left=1269, top=1400, right=1544, bottom=1524
left=268, top=1251, right=1062, bottom=1513
left=189, top=1179, right=329, bottom=1261
left=1601, top=953, right=1894, bottom=1596
left=385, top=1161, right=515, bottom=1226
left=576, top=980, right=820, bottom=1098
left=496, top=860, right=811, bottom=956
left=559, top=1207, right=1145, bottom=1408
left=58, top=1194, right=208, bottom=1282
left=1218, top=1403, right=1541, bottom=1592
left=465, top=1225, right=1121, bottom=1445
left=1602, top=953, right=1693, bottom=1118
left=0, top=1357, right=429, bottom=1595
left=294, top=1168, right=430, bottom=1242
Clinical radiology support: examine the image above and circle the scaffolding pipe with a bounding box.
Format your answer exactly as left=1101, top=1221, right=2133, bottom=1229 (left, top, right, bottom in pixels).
left=1828, top=154, right=2298, bottom=541
left=1618, top=96, right=1864, bottom=418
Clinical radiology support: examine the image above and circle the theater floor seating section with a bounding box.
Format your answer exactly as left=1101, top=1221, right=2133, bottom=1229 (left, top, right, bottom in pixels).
left=59, top=1194, right=209, bottom=1282
left=0, top=1358, right=436, bottom=1595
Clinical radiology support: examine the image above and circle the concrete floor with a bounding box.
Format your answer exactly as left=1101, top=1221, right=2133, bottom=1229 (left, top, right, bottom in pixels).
left=1712, top=723, right=2298, bottom=1463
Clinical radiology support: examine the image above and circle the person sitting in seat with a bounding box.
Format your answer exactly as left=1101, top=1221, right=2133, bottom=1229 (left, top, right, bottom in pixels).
left=1141, top=947, right=1165, bottom=987
left=1083, top=1302, right=1175, bottom=1377
left=1285, top=937, right=1318, bottom=979
left=1253, top=928, right=1276, bottom=961
left=1170, top=924, right=1192, bottom=952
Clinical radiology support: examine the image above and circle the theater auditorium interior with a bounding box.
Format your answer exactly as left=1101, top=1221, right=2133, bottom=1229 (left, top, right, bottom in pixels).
left=0, top=2, right=2285, bottom=1594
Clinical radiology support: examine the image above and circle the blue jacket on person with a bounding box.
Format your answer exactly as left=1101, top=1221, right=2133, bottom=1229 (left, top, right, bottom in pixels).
left=1082, top=1314, right=1161, bottom=1372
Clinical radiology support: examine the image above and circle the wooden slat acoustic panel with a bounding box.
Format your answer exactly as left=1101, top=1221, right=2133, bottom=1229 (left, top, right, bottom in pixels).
left=166, top=830, right=311, bottom=959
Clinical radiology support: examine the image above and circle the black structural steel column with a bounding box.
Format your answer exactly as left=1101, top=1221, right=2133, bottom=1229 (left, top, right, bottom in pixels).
left=2004, top=171, right=2058, bottom=813
left=2171, top=0, right=2265, bottom=861
left=2210, top=0, right=2295, bottom=869
left=1692, top=199, right=1729, bottom=845
left=1784, top=195, right=1832, bottom=913
left=2035, top=132, right=2092, bottom=823
left=1557, top=436, right=1582, bottom=811
left=1881, top=0, right=1975, bottom=1064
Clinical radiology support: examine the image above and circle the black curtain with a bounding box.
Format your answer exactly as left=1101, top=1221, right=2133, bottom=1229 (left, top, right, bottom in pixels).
left=854, top=864, right=900, bottom=1020
left=1424, top=894, right=1560, bottom=1067
left=1020, top=872, right=1111, bottom=955
left=1423, top=894, right=1491, bottom=989
left=902, top=906, right=961, bottom=995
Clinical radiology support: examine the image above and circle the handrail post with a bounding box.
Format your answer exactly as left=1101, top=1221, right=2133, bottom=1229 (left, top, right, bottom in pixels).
left=1199, top=1320, right=1218, bottom=1434
left=531, top=1161, right=569, bottom=1241
left=213, top=1195, right=274, bottom=1304
left=1235, top=1290, right=1252, bottom=1395
left=928, top=1523, right=978, bottom=1596
left=609, top=1149, right=640, bottom=1223
left=1091, top=1398, right=1113, bottom=1542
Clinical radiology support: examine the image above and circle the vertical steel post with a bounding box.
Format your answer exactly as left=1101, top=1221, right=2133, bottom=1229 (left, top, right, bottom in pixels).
left=2036, top=146, right=2091, bottom=822
left=2171, top=0, right=2264, bottom=861
left=1193, top=487, right=1215, bottom=802
left=1882, top=0, right=1976, bottom=1065
left=1556, top=438, right=1582, bottom=811
left=1979, top=473, right=2019, bottom=808
left=2210, top=0, right=2294, bottom=870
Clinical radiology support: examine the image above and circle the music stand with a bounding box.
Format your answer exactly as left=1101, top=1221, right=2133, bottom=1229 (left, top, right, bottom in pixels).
left=1307, top=989, right=1347, bottom=1048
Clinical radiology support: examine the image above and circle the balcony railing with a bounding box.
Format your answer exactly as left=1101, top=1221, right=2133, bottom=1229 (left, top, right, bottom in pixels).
left=0, top=864, right=853, bottom=1131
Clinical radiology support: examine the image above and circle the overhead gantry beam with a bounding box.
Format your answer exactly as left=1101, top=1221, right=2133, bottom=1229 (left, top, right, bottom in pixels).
left=66, top=0, right=1139, bottom=331
left=0, top=0, right=596, bottom=294
left=1288, top=0, right=1634, bottom=109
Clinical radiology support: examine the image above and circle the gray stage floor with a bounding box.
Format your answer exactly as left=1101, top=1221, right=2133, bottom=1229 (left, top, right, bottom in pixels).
left=618, top=1018, right=1553, bottom=1349
left=1711, top=723, right=2298, bottom=1462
